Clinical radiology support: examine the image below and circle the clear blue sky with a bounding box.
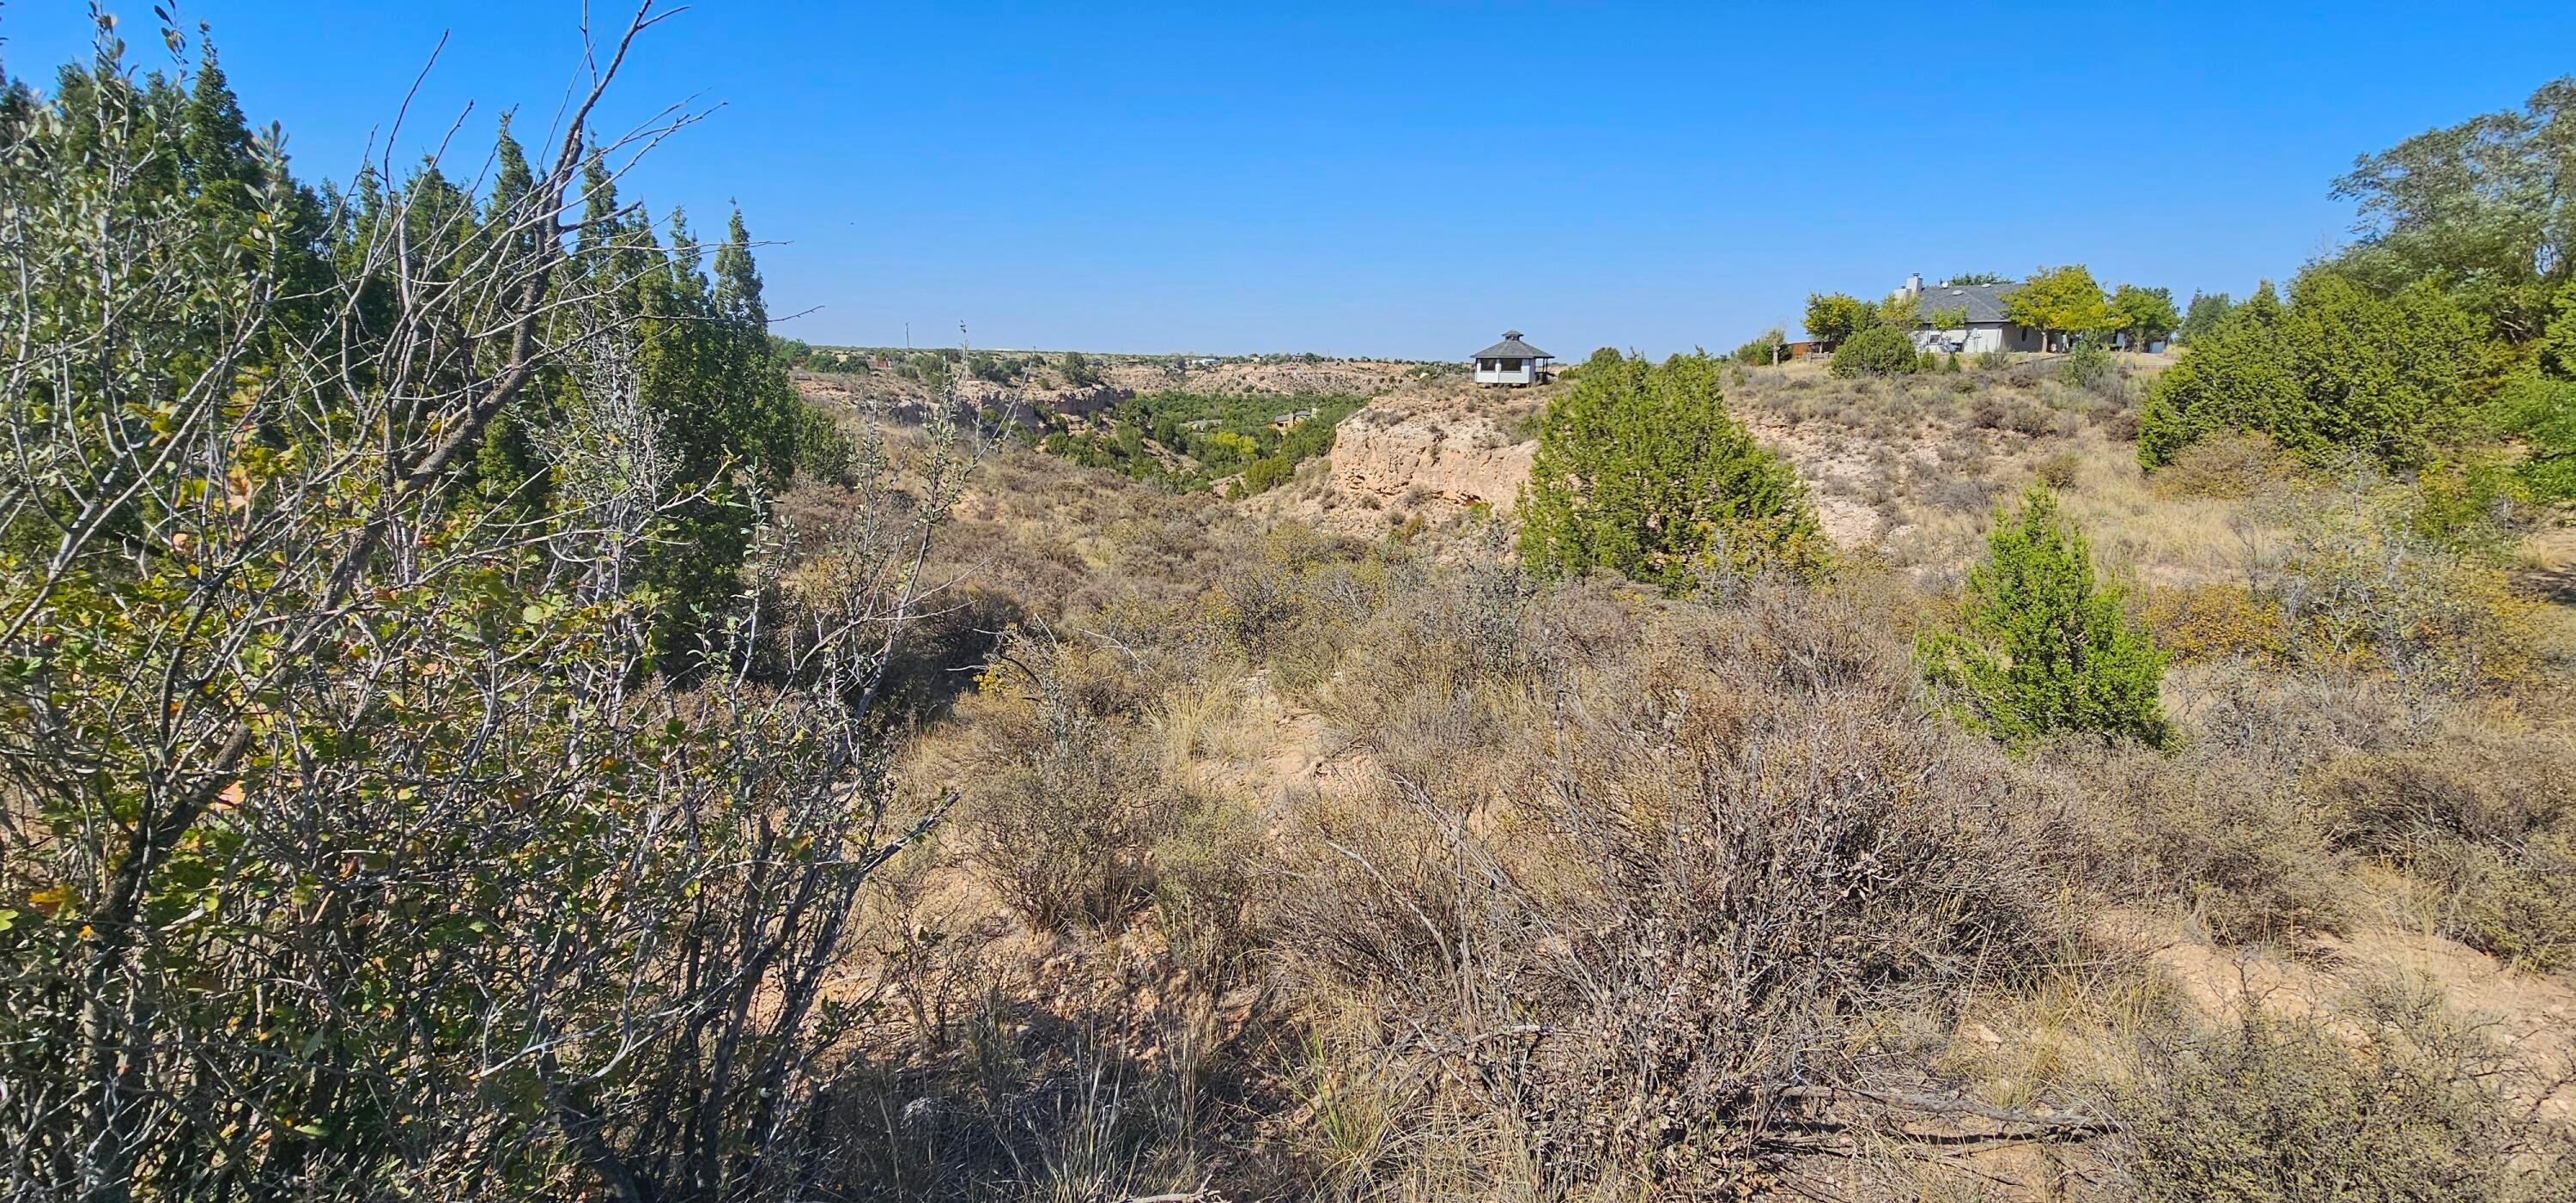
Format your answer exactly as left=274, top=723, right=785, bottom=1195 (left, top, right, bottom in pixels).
left=5, top=2, right=2571, bottom=358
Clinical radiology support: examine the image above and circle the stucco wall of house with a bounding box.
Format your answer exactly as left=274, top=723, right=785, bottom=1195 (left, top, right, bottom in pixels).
left=1473, top=359, right=1538, bottom=385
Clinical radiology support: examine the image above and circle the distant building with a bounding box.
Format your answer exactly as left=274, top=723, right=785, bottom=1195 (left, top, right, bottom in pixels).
left=1895, top=274, right=2047, bottom=355
left=1472, top=331, right=1552, bottom=386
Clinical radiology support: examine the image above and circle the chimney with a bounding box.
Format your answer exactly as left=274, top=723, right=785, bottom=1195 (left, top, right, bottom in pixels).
left=1905, top=273, right=1923, bottom=296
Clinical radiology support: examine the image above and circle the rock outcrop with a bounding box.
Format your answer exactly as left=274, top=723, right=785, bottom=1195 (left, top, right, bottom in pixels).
left=1323, top=404, right=1534, bottom=511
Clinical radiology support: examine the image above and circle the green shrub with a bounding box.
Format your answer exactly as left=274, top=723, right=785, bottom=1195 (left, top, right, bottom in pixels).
left=1919, top=487, right=2169, bottom=748
left=1060, top=349, right=1103, bottom=386
left=1828, top=324, right=1918, bottom=377
left=2139, top=274, right=2485, bottom=471
left=2057, top=338, right=2117, bottom=389
left=2488, top=370, right=2575, bottom=503
left=1519, top=349, right=1828, bottom=592
left=1236, top=453, right=1296, bottom=495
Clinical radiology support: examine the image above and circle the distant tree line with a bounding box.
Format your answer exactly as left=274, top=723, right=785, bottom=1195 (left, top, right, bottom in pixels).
left=1040, top=390, right=1358, bottom=495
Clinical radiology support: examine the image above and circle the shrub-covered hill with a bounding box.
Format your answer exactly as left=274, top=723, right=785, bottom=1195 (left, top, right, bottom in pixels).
left=780, top=422, right=2576, bottom=1200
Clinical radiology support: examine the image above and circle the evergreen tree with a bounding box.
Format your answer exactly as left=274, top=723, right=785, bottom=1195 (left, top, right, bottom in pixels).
left=2137, top=283, right=2294, bottom=467
left=667, top=206, right=703, bottom=280
left=1919, top=488, right=2169, bottom=749
left=1519, top=349, right=1827, bottom=592
left=483, top=112, right=539, bottom=267
left=1828, top=324, right=1918, bottom=377
left=465, top=114, right=551, bottom=508
left=2489, top=283, right=2576, bottom=502
left=574, top=147, right=651, bottom=296
left=2139, top=272, right=2484, bottom=470
left=714, top=206, right=768, bottom=330
left=179, top=41, right=255, bottom=195
left=2176, top=291, right=2233, bottom=343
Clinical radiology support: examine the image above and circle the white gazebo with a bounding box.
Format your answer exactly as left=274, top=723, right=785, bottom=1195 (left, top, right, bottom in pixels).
left=1471, top=331, right=1552, bottom=386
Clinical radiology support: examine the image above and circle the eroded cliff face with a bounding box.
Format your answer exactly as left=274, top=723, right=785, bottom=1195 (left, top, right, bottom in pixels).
left=1243, top=380, right=1546, bottom=538
left=1323, top=404, right=1535, bottom=511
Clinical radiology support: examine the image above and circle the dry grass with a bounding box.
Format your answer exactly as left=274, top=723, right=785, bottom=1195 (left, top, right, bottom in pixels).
left=779, top=410, right=2576, bottom=1200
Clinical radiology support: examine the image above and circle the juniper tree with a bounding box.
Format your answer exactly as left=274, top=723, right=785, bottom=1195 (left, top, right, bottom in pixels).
left=2139, top=272, right=2483, bottom=471
left=1829, top=324, right=1918, bottom=378
left=714, top=205, right=767, bottom=328
left=2492, top=282, right=2576, bottom=502
left=179, top=41, right=255, bottom=197
left=1918, top=487, right=2169, bottom=748
left=2176, top=290, right=2233, bottom=344
left=1519, top=349, right=1827, bottom=592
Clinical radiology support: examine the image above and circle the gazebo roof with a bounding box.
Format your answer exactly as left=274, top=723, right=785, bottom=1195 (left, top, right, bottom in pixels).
left=1473, top=331, right=1551, bottom=360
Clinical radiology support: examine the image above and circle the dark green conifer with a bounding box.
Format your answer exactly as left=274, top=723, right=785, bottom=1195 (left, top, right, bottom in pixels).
left=180, top=40, right=255, bottom=191
left=1918, top=487, right=2169, bottom=749
left=1518, top=349, right=1827, bottom=592
left=714, top=207, right=767, bottom=330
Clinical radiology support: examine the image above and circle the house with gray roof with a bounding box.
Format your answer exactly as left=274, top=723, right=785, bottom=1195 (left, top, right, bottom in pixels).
left=1471, top=331, right=1552, bottom=386
left=1895, top=275, right=2048, bottom=355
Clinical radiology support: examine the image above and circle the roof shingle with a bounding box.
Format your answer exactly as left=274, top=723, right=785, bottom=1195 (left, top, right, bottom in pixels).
left=1473, top=331, right=1551, bottom=360
left=1909, top=283, right=2018, bottom=325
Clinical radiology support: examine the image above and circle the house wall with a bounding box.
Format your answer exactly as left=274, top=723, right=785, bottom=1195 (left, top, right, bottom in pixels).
left=1913, top=324, right=2016, bottom=354
left=1473, top=358, right=1538, bottom=386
